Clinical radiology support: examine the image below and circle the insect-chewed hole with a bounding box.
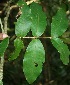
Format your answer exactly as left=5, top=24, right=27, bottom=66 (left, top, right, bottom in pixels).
left=34, top=62, right=38, bottom=67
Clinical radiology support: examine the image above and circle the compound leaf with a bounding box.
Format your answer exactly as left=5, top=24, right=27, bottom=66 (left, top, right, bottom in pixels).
left=0, top=38, right=9, bottom=57
left=15, top=5, right=31, bottom=37
left=30, top=2, right=47, bottom=37
left=9, top=38, right=24, bottom=60
left=23, top=39, right=45, bottom=84
left=51, top=7, right=68, bottom=38
left=51, top=38, right=70, bottom=65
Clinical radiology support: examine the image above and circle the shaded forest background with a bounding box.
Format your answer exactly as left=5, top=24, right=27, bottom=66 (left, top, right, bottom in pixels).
left=0, top=0, right=70, bottom=85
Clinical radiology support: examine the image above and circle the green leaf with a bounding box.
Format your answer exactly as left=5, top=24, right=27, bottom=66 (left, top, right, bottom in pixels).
left=17, top=0, right=25, bottom=6
left=9, top=38, right=24, bottom=61
left=0, top=38, right=9, bottom=57
left=51, top=7, right=68, bottom=38
left=30, top=2, right=47, bottom=37
left=51, top=38, right=70, bottom=65
left=15, top=5, right=32, bottom=37
left=23, top=39, right=45, bottom=84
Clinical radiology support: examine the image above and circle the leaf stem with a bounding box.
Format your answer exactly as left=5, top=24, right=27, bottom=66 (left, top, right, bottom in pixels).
left=21, top=37, right=52, bottom=39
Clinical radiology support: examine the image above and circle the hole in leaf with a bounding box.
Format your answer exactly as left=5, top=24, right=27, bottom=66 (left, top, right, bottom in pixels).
left=34, top=62, right=38, bottom=67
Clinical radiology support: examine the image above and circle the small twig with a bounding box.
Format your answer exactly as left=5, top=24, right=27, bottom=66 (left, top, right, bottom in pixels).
left=26, top=0, right=39, bottom=5
left=3, top=0, right=13, bottom=34
left=4, top=5, right=10, bottom=34
left=0, top=0, right=38, bottom=15
left=4, top=7, right=10, bottom=34
left=0, top=5, right=18, bottom=15
left=0, top=18, right=4, bottom=33
left=3, top=0, right=12, bottom=11
left=10, top=35, right=16, bottom=41
left=10, top=5, right=18, bottom=10
left=0, top=19, right=4, bottom=85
